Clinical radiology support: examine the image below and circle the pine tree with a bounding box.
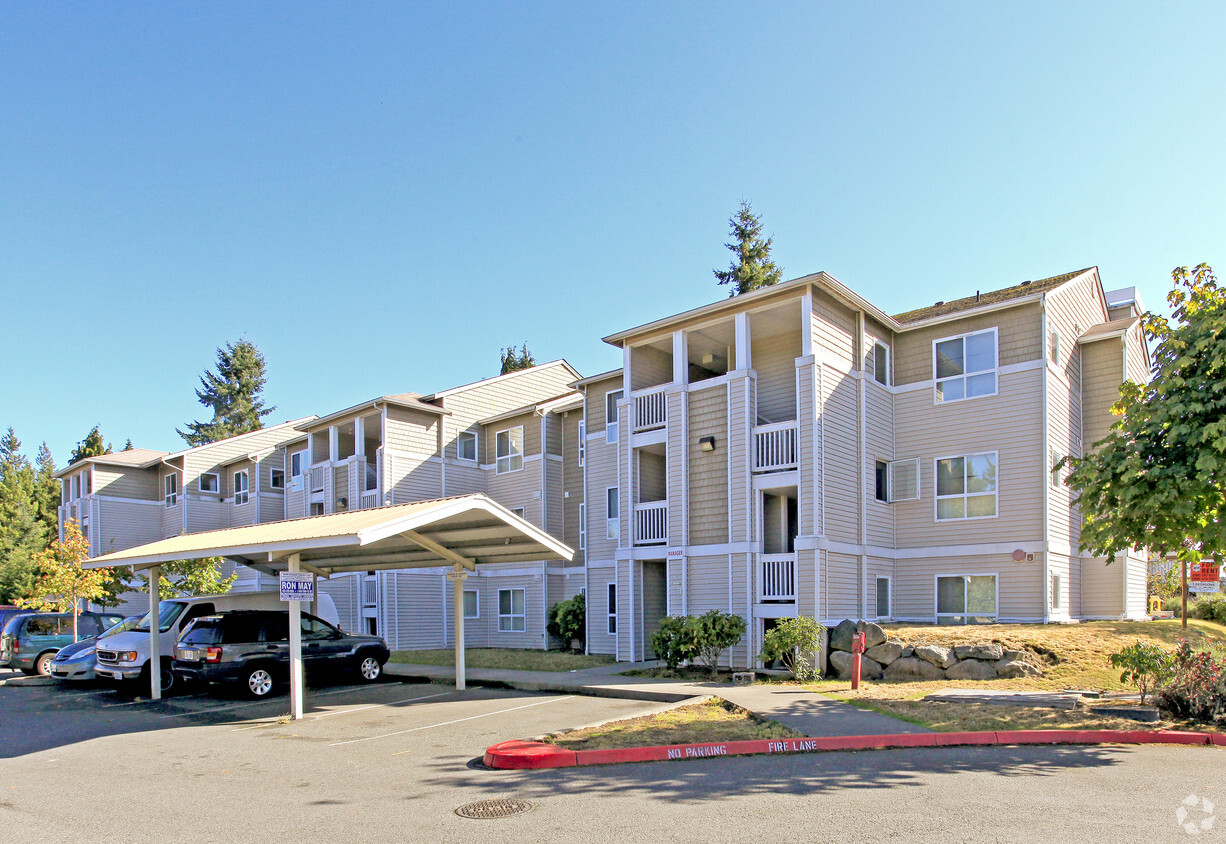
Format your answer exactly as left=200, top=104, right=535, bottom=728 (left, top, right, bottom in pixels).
left=0, top=428, right=46, bottom=604
left=122, top=439, right=134, bottom=451
left=32, top=442, right=60, bottom=539
left=68, top=426, right=110, bottom=466
left=499, top=343, right=536, bottom=375
left=177, top=339, right=275, bottom=446
left=713, top=201, right=783, bottom=297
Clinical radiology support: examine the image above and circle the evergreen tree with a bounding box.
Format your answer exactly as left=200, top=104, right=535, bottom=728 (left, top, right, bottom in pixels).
left=499, top=343, right=536, bottom=374
left=713, top=201, right=783, bottom=297
left=32, top=442, right=60, bottom=539
left=177, top=339, right=275, bottom=446
left=68, top=425, right=110, bottom=466
left=0, top=428, right=46, bottom=604
left=122, top=439, right=134, bottom=451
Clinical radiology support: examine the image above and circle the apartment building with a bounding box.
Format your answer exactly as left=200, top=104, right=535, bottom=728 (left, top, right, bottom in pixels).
left=591, top=267, right=1150, bottom=665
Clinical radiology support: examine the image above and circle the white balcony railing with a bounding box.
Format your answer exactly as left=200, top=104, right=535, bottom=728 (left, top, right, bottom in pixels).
left=633, top=500, right=668, bottom=545
left=758, top=553, right=797, bottom=602
left=753, top=421, right=798, bottom=472
left=308, top=464, right=329, bottom=493
left=633, top=387, right=668, bottom=432
left=358, top=490, right=381, bottom=510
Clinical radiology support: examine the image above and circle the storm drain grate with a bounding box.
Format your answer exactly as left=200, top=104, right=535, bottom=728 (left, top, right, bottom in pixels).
left=454, top=798, right=535, bottom=820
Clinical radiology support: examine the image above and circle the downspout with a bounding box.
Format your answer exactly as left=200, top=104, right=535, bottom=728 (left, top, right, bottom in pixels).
left=858, top=311, right=868, bottom=620
left=1040, top=298, right=1051, bottom=623
left=580, top=387, right=590, bottom=654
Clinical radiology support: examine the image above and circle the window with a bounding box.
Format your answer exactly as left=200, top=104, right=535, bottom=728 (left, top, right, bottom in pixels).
left=1051, top=573, right=1062, bottom=611
left=607, top=583, right=617, bottom=634
left=200, top=473, right=220, bottom=494
left=578, top=503, right=586, bottom=550
left=511, top=507, right=525, bottom=518
left=498, top=588, right=526, bottom=632
left=935, top=453, right=997, bottom=520
left=71, top=474, right=80, bottom=500
left=270, top=469, right=285, bottom=490
left=887, top=458, right=921, bottom=502
left=233, top=470, right=249, bottom=505
left=874, top=461, right=888, bottom=502
left=83, top=471, right=92, bottom=495
left=1049, top=329, right=1061, bottom=365
left=164, top=474, right=178, bottom=507
left=577, top=421, right=585, bottom=467
left=606, top=486, right=619, bottom=540
left=606, top=390, right=623, bottom=443
left=457, top=430, right=477, bottom=462
left=290, top=450, right=306, bottom=478
left=463, top=590, right=479, bottom=619
left=496, top=427, right=523, bottom=474
left=872, top=342, right=890, bottom=386
left=1050, top=448, right=1063, bottom=488
left=875, top=577, right=891, bottom=619
left=934, top=328, right=997, bottom=402
left=936, top=574, right=997, bottom=624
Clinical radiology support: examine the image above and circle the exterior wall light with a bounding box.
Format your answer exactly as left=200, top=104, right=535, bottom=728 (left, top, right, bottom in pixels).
left=699, top=436, right=716, bottom=452
left=337, top=497, right=348, bottom=509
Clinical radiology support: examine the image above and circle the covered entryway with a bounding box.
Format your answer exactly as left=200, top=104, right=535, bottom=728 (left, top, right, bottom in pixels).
left=86, top=494, right=573, bottom=718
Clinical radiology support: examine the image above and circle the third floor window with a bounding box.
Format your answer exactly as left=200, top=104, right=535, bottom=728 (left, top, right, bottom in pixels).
left=934, top=328, right=997, bottom=403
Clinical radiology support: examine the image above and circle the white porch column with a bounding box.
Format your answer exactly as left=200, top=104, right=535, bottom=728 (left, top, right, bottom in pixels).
left=148, top=565, right=161, bottom=700
left=735, top=311, right=751, bottom=370
left=447, top=565, right=467, bottom=691
left=288, top=553, right=305, bottom=720
left=672, top=330, right=688, bottom=385
left=354, top=416, right=365, bottom=457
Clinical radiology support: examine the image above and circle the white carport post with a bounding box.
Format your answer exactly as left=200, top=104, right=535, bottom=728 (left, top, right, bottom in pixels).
left=148, top=564, right=161, bottom=701
left=447, top=565, right=467, bottom=691
left=288, top=553, right=305, bottom=720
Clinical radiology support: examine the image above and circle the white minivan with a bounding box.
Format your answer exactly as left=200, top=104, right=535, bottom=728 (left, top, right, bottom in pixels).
left=94, top=591, right=339, bottom=691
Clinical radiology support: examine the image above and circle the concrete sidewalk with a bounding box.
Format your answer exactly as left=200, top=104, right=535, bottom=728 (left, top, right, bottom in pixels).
left=384, top=660, right=927, bottom=737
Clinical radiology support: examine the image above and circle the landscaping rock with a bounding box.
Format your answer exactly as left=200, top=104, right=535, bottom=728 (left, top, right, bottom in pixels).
left=995, top=660, right=1041, bottom=679
left=900, top=645, right=914, bottom=658
left=856, top=620, right=887, bottom=649
left=882, top=656, right=946, bottom=682
left=945, top=659, right=998, bottom=680
left=1001, top=649, right=1026, bottom=662
left=914, top=644, right=956, bottom=669
left=829, top=650, right=883, bottom=680
left=952, top=644, right=1004, bottom=661
left=829, top=619, right=858, bottom=652
left=865, top=641, right=904, bottom=666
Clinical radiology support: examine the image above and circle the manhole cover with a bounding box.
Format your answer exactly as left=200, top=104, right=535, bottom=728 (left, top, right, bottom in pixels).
left=454, top=798, right=534, bottom=819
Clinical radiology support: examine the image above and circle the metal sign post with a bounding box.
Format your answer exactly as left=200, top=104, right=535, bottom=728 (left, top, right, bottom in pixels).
left=281, top=557, right=311, bottom=720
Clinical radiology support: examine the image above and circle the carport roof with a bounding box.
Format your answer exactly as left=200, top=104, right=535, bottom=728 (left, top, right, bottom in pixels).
left=85, top=494, right=574, bottom=575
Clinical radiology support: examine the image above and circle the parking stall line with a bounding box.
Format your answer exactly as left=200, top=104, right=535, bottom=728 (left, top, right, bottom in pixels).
left=101, top=693, right=208, bottom=708
left=327, top=695, right=574, bottom=747
left=309, top=690, right=452, bottom=720
left=155, top=684, right=363, bottom=719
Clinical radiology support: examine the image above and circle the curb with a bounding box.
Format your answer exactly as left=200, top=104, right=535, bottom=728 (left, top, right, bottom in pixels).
left=0, top=675, right=57, bottom=687
left=383, top=666, right=696, bottom=703
left=483, top=729, right=1224, bottom=769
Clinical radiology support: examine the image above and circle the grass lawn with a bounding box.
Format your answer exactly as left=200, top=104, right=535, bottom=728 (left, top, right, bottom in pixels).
left=388, top=648, right=616, bottom=673
left=546, top=698, right=801, bottom=750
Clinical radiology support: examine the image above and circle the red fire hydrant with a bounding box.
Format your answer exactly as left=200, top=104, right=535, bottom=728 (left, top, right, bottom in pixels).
left=851, top=632, right=867, bottom=690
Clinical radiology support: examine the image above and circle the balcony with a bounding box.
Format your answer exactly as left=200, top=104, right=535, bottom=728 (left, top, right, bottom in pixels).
left=633, top=500, right=668, bottom=545
left=633, top=386, right=668, bottom=432
left=753, top=422, right=798, bottom=473
left=758, top=553, right=796, bottom=602
left=358, top=489, right=381, bottom=510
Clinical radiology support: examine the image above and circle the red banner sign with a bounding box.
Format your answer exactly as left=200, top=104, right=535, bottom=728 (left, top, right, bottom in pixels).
left=1190, top=561, right=1220, bottom=583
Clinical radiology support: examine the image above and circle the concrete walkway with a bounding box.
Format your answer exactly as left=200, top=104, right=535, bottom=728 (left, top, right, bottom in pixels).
left=384, top=660, right=927, bottom=737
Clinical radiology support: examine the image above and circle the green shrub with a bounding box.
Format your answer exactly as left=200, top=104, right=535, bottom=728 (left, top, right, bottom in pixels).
left=759, top=617, right=825, bottom=681
left=546, top=593, right=585, bottom=652
left=1189, top=593, right=1226, bottom=623
left=1108, top=640, right=1173, bottom=704
left=650, top=616, right=697, bottom=669
left=689, top=610, right=747, bottom=674
left=1154, top=639, right=1226, bottom=722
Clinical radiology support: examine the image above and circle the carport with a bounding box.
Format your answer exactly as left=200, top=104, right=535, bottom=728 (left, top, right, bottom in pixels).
left=85, top=494, right=574, bottom=718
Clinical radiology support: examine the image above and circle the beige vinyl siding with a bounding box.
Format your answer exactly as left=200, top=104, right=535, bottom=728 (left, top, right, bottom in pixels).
left=1124, top=322, right=1150, bottom=385
left=1080, top=339, right=1124, bottom=449
left=1080, top=554, right=1125, bottom=619
left=892, top=368, right=1045, bottom=547
left=686, top=554, right=731, bottom=615
left=385, top=406, right=441, bottom=455
left=796, top=362, right=818, bottom=536
left=728, top=553, right=750, bottom=667
left=485, top=461, right=545, bottom=528
left=893, top=302, right=1043, bottom=387
left=640, top=560, right=668, bottom=658
left=1047, top=552, right=1073, bottom=618
left=188, top=499, right=225, bottom=534
left=544, top=452, right=564, bottom=541
left=1125, top=550, right=1148, bottom=618
left=259, top=491, right=285, bottom=522
left=473, top=570, right=546, bottom=649
left=585, top=378, right=623, bottom=436
left=445, top=462, right=485, bottom=497
left=584, top=437, right=620, bottom=561
left=482, top=411, right=541, bottom=464
left=637, top=449, right=667, bottom=502
left=865, top=382, right=894, bottom=547
left=561, top=410, right=585, bottom=562
left=93, top=467, right=160, bottom=500
left=728, top=378, right=752, bottom=542
left=159, top=467, right=182, bottom=537
left=331, top=462, right=349, bottom=510
left=752, top=329, right=801, bottom=424
left=867, top=557, right=894, bottom=617
left=823, top=551, right=859, bottom=620
left=687, top=384, right=729, bottom=545
left=616, top=561, right=632, bottom=661
left=795, top=548, right=817, bottom=619
left=893, top=553, right=1044, bottom=622
left=811, top=290, right=856, bottom=368
left=439, top=362, right=579, bottom=457
left=665, top=391, right=686, bottom=543
left=586, top=566, right=617, bottom=656
left=631, top=344, right=672, bottom=391
left=822, top=372, right=860, bottom=544
left=318, top=574, right=362, bottom=635
left=96, top=500, right=163, bottom=554
left=864, top=318, right=894, bottom=382
left=383, top=571, right=447, bottom=650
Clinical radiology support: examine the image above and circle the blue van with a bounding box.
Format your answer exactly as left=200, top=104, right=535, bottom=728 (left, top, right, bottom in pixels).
left=0, top=612, right=124, bottom=676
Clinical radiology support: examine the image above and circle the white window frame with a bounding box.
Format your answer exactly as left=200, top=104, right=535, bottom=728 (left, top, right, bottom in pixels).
left=233, top=470, right=249, bottom=506
left=1049, top=328, right=1061, bottom=365
left=606, top=486, right=619, bottom=540
left=872, top=341, right=890, bottom=386
left=607, top=582, right=617, bottom=635
left=199, top=472, right=220, bottom=494
left=463, top=589, right=479, bottom=619
left=934, top=451, right=998, bottom=522
left=164, top=473, right=178, bottom=507
left=290, top=450, right=306, bottom=478
left=578, top=503, right=586, bottom=550
left=457, top=430, right=478, bottom=463
left=874, top=460, right=889, bottom=503
left=887, top=458, right=921, bottom=502
left=577, top=421, right=586, bottom=467
left=1051, top=573, right=1062, bottom=611
left=496, top=426, right=524, bottom=474
left=71, top=474, right=80, bottom=500
left=933, top=327, right=998, bottom=404
left=270, top=468, right=285, bottom=490
left=874, top=576, right=892, bottom=620
left=606, top=390, right=623, bottom=443
left=498, top=588, right=526, bottom=632
left=935, top=573, right=999, bottom=624
left=511, top=507, right=525, bottom=518
left=1050, top=448, right=1063, bottom=488
left=84, top=469, right=92, bottom=495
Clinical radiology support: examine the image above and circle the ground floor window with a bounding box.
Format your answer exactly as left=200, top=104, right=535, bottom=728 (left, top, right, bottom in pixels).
left=607, top=583, right=617, bottom=634
left=1051, top=573, right=1062, bottom=611
left=463, top=589, right=479, bottom=619
left=498, top=588, right=526, bottom=632
left=936, top=574, right=997, bottom=624
left=875, top=577, right=891, bottom=619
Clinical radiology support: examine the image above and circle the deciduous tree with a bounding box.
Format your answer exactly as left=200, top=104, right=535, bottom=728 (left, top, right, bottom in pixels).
left=178, top=339, right=275, bottom=446
left=16, top=519, right=111, bottom=641
left=713, top=201, right=783, bottom=297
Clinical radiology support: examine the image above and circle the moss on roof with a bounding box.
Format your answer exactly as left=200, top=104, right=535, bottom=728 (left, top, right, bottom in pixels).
left=892, top=268, right=1094, bottom=325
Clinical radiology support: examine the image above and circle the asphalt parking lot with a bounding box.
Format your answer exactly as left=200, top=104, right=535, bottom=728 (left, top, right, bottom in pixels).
left=2, top=666, right=1223, bottom=842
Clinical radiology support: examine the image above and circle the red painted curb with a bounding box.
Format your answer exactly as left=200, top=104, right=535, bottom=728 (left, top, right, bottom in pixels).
left=483, top=730, right=1223, bottom=770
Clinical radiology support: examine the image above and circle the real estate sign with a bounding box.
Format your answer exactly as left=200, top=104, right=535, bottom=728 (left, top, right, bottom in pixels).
left=279, top=572, right=315, bottom=602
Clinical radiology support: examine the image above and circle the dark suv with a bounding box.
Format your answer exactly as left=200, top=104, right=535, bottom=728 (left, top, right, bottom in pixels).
left=172, top=610, right=390, bottom=698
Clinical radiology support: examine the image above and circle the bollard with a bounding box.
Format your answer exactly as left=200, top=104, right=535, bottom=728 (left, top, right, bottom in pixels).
left=851, top=632, right=866, bottom=690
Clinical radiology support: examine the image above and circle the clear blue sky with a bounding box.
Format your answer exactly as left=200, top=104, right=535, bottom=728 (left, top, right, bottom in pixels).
left=2, top=2, right=1223, bottom=466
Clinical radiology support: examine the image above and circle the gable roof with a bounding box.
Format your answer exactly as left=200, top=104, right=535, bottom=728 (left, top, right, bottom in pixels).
left=1077, top=316, right=1140, bottom=344
left=891, top=268, right=1094, bottom=325
left=477, top=391, right=582, bottom=426
left=423, top=359, right=583, bottom=401
left=56, top=448, right=169, bottom=477
left=296, top=394, right=448, bottom=432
